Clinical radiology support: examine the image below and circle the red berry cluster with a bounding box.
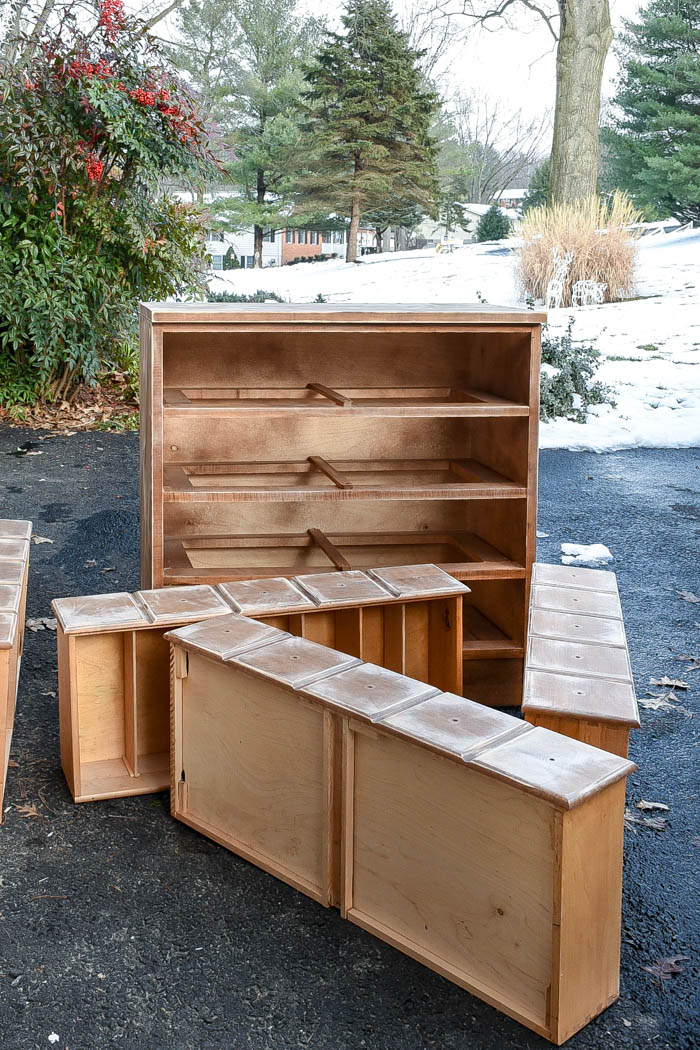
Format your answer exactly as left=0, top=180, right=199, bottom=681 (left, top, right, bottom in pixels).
left=86, top=153, right=104, bottom=181
left=129, top=87, right=156, bottom=106
left=65, top=57, right=113, bottom=80
left=98, top=0, right=125, bottom=42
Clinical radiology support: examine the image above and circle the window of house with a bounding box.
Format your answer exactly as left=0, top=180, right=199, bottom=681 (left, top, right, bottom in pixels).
left=211, top=255, right=223, bottom=270
left=246, top=256, right=254, bottom=268
left=285, top=229, right=295, bottom=243
left=263, top=230, right=275, bottom=242
left=310, top=231, right=318, bottom=244
left=299, top=230, right=308, bottom=244
left=332, top=230, right=344, bottom=244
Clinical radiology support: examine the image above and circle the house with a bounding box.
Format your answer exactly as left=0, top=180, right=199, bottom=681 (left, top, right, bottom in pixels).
left=206, top=226, right=376, bottom=269
left=495, top=188, right=528, bottom=210
left=418, top=203, right=520, bottom=247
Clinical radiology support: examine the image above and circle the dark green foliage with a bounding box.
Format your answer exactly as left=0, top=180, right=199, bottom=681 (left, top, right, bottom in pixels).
left=207, top=290, right=285, bottom=302
left=522, top=159, right=550, bottom=214
left=540, top=321, right=614, bottom=423
left=475, top=205, right=510, bottom=242
left=300, top=0, right=439, bottom=260
left=0, top=3, right=218, bottom=404
left=223, top=244, right=240, bottom=269
left=436, top=168, right=473, bottom=235
left=603, top=0, right=700, bottom=222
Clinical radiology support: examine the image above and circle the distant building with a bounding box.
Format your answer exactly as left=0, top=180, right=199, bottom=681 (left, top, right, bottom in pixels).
left=495, top=188, right=528, bottom=210
left=206, top=226, right=375, bottom=269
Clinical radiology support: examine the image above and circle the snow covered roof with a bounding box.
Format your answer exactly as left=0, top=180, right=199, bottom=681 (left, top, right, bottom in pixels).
left=498, top=188, right=528, bottom=199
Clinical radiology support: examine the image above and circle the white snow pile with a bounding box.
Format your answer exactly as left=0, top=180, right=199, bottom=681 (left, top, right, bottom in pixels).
left=207, top=226, right=700, bottom=453
left=560, top=542, right=613, bottom=567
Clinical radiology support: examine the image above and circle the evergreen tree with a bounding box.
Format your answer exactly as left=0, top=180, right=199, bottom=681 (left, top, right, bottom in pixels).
left=364, top=199, right=425, bottom=251
left=604, top=0, right=700, bottom=222
left=475, top=205, right=510, bottom=242
left=171, top=0, right=320, bottom=266
left=300, top=0, right=438, bottom=262
left=522, top=159, right=550, bottom=215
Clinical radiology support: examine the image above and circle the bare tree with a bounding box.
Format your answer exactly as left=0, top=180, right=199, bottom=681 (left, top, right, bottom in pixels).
left=431, top=1, right=614, bottom=205
left=441, top=90, right=549, bottom=202
left=400, top=0, right=454, bottom=81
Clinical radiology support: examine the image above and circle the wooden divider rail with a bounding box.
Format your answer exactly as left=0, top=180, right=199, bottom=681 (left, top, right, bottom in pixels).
left=0, top=519, right=32, bottom=821
left=167, top=611, right=635, bottom=1045
left=52, top=564, right=466, bottom=802
left=523, top=564, right=640, bottom=757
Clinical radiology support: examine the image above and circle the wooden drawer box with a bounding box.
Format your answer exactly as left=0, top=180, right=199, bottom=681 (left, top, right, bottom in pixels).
left=53, top=564, right=466, bottom=802
left=523, top=564, right=639, bottom=757
left=0, top=519, right=32, bottom=821
left=166, top=612, right=634, bottom=1044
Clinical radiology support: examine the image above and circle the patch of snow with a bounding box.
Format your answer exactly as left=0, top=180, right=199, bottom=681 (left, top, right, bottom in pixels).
left=48, top=1036, right=59, bottom=1045
left=540, top=363, right=560, bottom=379
left=204, top=228, right=700, bottom=452
left=561, top=543, right=613, bottom=567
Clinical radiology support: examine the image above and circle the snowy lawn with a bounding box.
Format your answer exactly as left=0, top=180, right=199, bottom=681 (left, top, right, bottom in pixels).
left=209, top=228, right=700, bottom=452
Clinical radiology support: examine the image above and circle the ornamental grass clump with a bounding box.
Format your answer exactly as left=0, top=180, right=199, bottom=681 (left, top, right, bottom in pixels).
left=0, top=0, right=221, bottom=404
left=518, top=193, right=642, bottom=307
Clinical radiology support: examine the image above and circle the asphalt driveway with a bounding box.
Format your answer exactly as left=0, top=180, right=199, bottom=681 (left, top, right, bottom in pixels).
left=0, top=425, right=697, bottom=1050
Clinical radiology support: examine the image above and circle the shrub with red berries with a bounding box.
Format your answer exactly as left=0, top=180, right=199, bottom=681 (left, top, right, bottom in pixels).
left=0, top=0, right=221, bottom=402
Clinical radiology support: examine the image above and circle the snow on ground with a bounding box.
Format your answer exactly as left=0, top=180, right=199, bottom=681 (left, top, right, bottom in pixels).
left=208, top=228, right=700, bottom=452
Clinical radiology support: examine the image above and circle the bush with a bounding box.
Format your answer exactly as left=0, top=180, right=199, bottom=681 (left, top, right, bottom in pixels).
left=476, top=205, right=511, bottom=242
left=0, top=1, right=219, bottom=404
left=518, top=193, right=641, bottom=307
left=207, top=290, right=285, bottom=303
left=540, top=321, right=614, bottom=423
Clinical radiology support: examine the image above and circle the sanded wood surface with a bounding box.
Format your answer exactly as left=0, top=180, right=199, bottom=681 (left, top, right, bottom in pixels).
left=524, top=565, right=638, bottom=757
left=167, top=608, right=634, bottom=1043
left=55, top=566, right=469, bottom=802
left=0, top=519, right=31, bottom=822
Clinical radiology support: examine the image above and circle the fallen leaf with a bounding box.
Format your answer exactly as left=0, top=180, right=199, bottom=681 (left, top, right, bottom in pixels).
left=677, top=590, right=700, bottom=604
left=622, top=1019, right=632, bottom=1027
left=99, top=566, right=116, bottom=574
left=15, top=803, right=41, bottom=818
left=31, top=536, right=54, bottom=545
left=636, top=800, right=669, bottom=812
left=84, top=559, right=97, bottom=567
left=649, top=676, right=688, bottom=690
left=536, top=530, right=549, bottom=539
left=638, top=690, right=693, bottom=716
left=643, top=955, right=689, bottom=984
left=624, top=808, right=667, bottom=832
left=677, top=654, right=700, bottom=672
left=41, top=691, right=56, bottom=698
left=25, top=617, right=57, bottom=632
left=8, top=760, right=18, bottom=768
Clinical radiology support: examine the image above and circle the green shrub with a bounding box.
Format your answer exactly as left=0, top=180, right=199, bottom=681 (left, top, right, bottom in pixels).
left=207, top=290, right=285, bottom=303
left=475, top=205, right=511, bottom=242
left=540, top=321, right=615, bottom=423
left=0, top=1, right=219, bottom=405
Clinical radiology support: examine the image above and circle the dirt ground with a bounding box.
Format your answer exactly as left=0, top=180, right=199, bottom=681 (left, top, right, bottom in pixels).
left=0, top=425, right=698, bottom=1050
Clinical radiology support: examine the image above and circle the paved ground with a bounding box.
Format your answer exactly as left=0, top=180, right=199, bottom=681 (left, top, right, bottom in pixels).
left=0, top=425, right=698, bottom=1050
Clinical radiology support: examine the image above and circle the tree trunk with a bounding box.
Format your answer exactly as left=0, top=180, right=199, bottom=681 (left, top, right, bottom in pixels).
left=549, top=0, right=613, bottom=205
left=347, top=192, right=360, bottom=263
left=375, top=228, right=383, bottom=252
left=254, top=167, right=266, bottom=267
left=253, top=225, right=264, bottom=268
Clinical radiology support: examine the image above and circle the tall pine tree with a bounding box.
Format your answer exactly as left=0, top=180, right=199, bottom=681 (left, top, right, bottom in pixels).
left=300, top=0, right=438, bottom=263
left=604, top=0, right=700, bottom=222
